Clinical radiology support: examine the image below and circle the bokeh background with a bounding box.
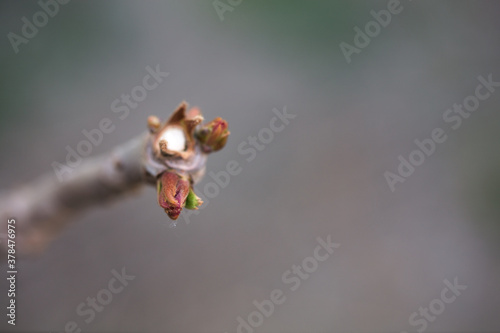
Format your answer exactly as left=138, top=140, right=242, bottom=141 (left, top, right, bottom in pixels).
left=1, top=1, right=500, bottom=332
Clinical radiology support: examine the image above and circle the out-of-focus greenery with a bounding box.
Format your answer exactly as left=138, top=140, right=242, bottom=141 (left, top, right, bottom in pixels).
left=0, top=1, right=138, bottom=131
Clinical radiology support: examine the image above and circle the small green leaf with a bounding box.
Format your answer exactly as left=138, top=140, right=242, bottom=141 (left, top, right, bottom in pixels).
left=185, top=188, right=203, bottom=210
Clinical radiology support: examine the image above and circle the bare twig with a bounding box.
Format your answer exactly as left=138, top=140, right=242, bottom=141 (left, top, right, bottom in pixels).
left=0, top=134, right=149, bottom=256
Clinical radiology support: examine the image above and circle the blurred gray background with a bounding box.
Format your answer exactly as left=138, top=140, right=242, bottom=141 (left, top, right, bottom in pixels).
left=1, top=1, right=500, bottom=332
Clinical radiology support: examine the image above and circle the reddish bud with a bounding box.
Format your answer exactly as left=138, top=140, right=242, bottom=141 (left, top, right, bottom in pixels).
left=196, top=117, right=230, bottom=153
left=157, top=171, right=190, bottom=220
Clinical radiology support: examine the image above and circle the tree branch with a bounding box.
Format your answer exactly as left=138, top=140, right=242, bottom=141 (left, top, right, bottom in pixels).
left=0, top=103, right=229, bottom=257
left=0, top=133, right=150, bottom=256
